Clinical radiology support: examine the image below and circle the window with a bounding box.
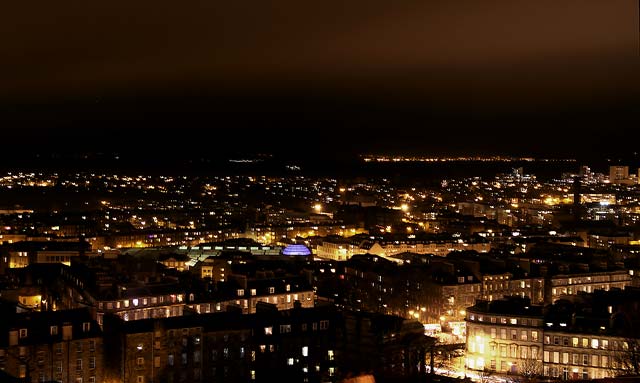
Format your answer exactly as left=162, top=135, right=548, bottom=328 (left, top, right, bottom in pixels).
left=269, top=287, right=275, bottom=294
left=583, top=354, right=589, bottom=365
left=582, top=338, right=588, bottom=348
left=531, top=331, right=538, bottom=341
left=50, top=326, right=58, bottom=336
left=194, top=351, right=200, bottom=363
left=237, top=289, right=244, bottom=297
left=511, top=330, right=517, bottom=340
left=76, top=359, right=83, bottom=371
left=88, top=377, right=95, bottom=383
left=302, top=346, right=308, bottom=357
left=137, top=357, right=144, bottom=367
left=592, top=355, right=598, bottom=367
left=520, top=330, right=527, bottom=341
left=544, top=335, right=550, bottom=344
left=603, top=339, right=609, bottom=349
left=591, top=339, right=599, bottom=349
left=563, top=352, right=569, bottom=364
left=251, top=289, right=257, bottom=296
left=280, top=324, right=291, bottom=333
left=500, top=329, right=507, bottom=339
left=490, top=328, right=496, bottom=338
left=320, top=320, right=329, bottom=330
left=572, top=337, right=579, bottom=347
left=264, top=327, right=273, bottom=335
left=553, top=351, right=560, bottom=364
left=510, top=318, right=517, bottom=325
left=89, top=340, right=96, bottom=351
left=168, top=354, right=174, bottom=366
left=288, top=358, right=294, bottom=365
left=554, top=336, right=559, bottom=345
left=154, top=356, right=160, bottom=368
left=89, top=357, right=96, bottom=369
left=543, top=351, right=549, bottom=363
left=500, top=345, right=507, bottom=357
left=83, top=322, right=91, bottom=332
left=137, top=376, right=144, bottom=383
left=19, top=328, right=27, bottom=338
left=328, top=350, right=334, bottom=360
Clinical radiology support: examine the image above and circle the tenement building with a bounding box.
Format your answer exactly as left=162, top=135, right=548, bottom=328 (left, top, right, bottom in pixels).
left=465, top=288, right=640, bottom=380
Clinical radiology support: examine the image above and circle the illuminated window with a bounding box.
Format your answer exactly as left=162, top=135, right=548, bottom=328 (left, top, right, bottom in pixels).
left=264, top=327, right=273, bottom=335
left=302, top=346, right=308, bottom=357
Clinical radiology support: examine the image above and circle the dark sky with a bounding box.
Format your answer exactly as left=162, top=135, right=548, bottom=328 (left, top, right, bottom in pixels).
left=1, top=0, right=639, bottom=161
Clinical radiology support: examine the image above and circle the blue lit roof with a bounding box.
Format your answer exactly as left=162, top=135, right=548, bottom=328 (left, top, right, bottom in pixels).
left=282, top=244, right=311, bottom=256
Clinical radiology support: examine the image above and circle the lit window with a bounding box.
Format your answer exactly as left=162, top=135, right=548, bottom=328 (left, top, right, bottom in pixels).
left=302, top=346, right=308, bottom=357
left=264, top=327, right=273, bottom=335
left=288, top=358, right=294, bottom=365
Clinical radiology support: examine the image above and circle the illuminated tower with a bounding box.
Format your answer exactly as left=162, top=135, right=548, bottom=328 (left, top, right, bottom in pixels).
left=609, top=165, right=629, bottom=183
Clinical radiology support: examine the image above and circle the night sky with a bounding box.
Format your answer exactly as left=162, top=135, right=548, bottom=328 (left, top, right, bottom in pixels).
left=1, top=0, right=639, bottom=162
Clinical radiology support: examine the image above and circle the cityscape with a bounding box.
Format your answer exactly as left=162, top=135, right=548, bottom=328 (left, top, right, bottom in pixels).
left=2, top=1, right=640, bottom=382
left=2, top=154, right=640, bottom=383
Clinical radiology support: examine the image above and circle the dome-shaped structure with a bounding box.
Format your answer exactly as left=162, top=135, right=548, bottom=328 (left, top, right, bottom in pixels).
left=282, top=244, right=311, bottom=256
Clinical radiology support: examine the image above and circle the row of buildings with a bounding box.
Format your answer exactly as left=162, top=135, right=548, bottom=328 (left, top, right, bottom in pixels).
left=465, top=287, right=640, bottom=380
left=0, top=301, right=433, bottom=383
